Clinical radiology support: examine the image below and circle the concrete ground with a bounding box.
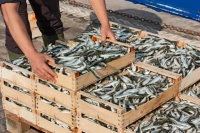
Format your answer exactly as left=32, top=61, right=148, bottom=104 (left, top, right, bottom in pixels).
left=0, top=0, right=200, bottom=132
left=77, top=0, right=200, bottom=34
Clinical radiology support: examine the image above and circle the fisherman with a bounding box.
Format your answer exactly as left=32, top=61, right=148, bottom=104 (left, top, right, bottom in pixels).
left=0, top=0, right=115, bottom=82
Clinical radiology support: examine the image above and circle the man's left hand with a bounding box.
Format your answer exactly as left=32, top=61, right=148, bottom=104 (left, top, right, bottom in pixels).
left=101, top=26, right=116, bottom=42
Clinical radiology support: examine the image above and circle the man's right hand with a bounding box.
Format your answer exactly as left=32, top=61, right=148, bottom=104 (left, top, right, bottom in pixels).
left=2, top=3, right=57, bottom=82
left=28, top=52, right=57, bottom=82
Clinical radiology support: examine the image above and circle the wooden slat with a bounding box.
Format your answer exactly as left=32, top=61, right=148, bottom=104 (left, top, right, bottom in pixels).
left=1, top=67, right=35, bottom=91
left=48, top=61, right=77, bottom=74
left=2, top=78, right=34, bottom=92
left=35, top=79, right=76, bottom=109
left=135, top=62, right=181, bottom=79
left=76, top=52, right=135, bottom=90
left=36, top=97, right=75, bottom=127
left=109, top=21, right=140, bottom=32
left=179, top=94, right=200, bottom=106
left=180, top=67, right=200, bottom=91
left=54, top=72, right=74, bottom=90
left=78, top=100, right=119, bottom=127
left=3, top=61, right=34, bottom=75
left=122, top=82, right=180, bottom=127
left=1, top=85, right=34, bottom=108
left=67, top=40, right=79, bottom=48
left=78, top=115, right=118, bottom=133
left=3, top=100, right=36, bottom=125
left=37, top=116, right=73, bottom=133
left=78, top=91, right=124, bottom=110
left=92, top=35, right=133, bottom=48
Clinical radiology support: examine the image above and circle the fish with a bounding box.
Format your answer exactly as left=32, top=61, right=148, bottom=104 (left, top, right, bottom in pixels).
left=82, top=64, right=173, bottom=112
left=7, top=97, right=32, bottom=112
left=128, top=101, right=200, bottom=133
left=4, top=81, right=30, bottom=95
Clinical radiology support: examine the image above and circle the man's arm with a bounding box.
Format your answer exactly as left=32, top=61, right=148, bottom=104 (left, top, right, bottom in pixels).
left=1, top=2, right=57, bottom=82
left=89, top=0, right=116, bottom=41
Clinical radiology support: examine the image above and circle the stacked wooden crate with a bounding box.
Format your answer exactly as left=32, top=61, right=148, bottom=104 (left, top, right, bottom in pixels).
left=35, top=75, right=77, bottom=133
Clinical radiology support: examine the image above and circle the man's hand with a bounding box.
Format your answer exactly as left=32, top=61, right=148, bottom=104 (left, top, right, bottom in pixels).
left=2, top=3, right=57, bottom=82
left=101, top=25, right=116, bottom=42
left=89, top=0, right=116, bottom=41
left=28, top=52, right=57, bottom=82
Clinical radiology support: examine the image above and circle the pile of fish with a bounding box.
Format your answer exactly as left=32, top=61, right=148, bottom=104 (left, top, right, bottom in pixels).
left=10, top=37, right=131, bottom=78
left=82, top=63, right=173, bottom=112
left=44, top=38, right=130, bottom=78
left=183, top=81, right=200, bottom=98
left=4, top=63, right=31, bottom=78
left=4, top=81, right=30, bottom=95
left=7, top=98, right=32, bottom=112
left=130, top=36, right=200, bottom=77
left=40, top=97, right=71, bottom=114
left=127, top=101, right=200, bottom=133
left=81, top=114, right=117, bottom=132
left=77, top=25, right=138, bottom=43
left=39, top=79, right=70, bottom=95
left=40, top=113, right=71, bottom=130
left=87, top=25, right=200, bottom=78
left=10, top=23, right=200, bottom=79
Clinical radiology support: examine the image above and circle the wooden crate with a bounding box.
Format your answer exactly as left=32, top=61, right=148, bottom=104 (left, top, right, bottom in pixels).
left=0, top=61, right=35, bottom=91
left=36, top=113, right=77, bottom=133
left=36, top=94, right=76, bottom=128
left=77, top=62, right=182, bottom=131
left=35, top=78, right=76, bottom=109
left=1, top=79, right=35, bottom=109
left=44, top=36, right=135, bottom=92
left=109, top=21, right=140, bottom=31
left=2, top=95, right=36, bottom=125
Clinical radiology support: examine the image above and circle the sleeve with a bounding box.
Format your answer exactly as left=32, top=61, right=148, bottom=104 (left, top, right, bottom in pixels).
left=0, top=0, right=25, bottom=5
